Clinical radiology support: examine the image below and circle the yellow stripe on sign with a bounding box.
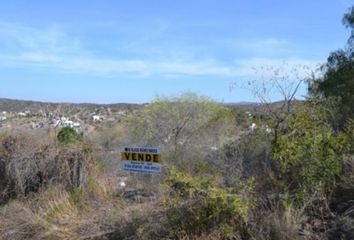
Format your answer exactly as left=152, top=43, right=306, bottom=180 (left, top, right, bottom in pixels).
left=121, top=152, right=161, bottom=163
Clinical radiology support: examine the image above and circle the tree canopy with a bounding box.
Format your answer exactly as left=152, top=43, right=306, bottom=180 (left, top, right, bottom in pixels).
left=311, top=7, right=354, bottom=128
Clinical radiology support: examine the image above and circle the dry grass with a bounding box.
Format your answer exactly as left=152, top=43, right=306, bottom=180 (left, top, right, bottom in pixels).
left=0, top=177, right=164, bottom=240
left=0, top=187, right=83, bottom=239
left=1, top=187, right=106, bottom=239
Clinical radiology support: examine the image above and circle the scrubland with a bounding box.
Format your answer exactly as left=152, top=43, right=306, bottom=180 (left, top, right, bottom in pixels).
left=0, top=92, right=353, bottom=239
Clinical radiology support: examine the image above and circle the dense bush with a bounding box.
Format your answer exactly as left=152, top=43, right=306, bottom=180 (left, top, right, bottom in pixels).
left=273, top=105, right=350, bottom=202
left=161, top=167, right=255, bottom=239
left=57, top=126, right=83, bottom=145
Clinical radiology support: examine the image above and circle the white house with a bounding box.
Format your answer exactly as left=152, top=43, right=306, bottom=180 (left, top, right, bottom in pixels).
left=249, top=123, right=257, bottom=131
left=265, top=125, right=272, bottom=134
left=72, top=122, right=81, bottom=132
left=50, top=118, right=61, bottom=126
left=35, top=122, right=44, bottom=129
left=117, top=111, right=126, bottom=116
left=245, top=111, right=252, bottom=118
left=92, top=115, right=103, bottom=122
left=63, top=120, right=74, bottom=127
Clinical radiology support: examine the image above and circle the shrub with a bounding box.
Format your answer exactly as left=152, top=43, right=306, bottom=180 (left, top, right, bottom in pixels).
left=0, top=130, right=97, bottom=203
left=57, top=127, right=82, bottom=145
left=273, top=108, right=350, bottom=202
left=162, top=167, right=255, bottom=239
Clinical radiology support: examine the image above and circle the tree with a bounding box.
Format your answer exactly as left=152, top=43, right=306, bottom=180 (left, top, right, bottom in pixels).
left=310, top=6, right=354, bottom=129
left=245, top=63, right=312, bottom=145
left=240, top=63, right=352, bottom=203
left=123, top=93, right=234, bottom=166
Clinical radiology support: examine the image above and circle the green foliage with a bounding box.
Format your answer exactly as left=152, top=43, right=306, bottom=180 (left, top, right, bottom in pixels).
left=273, top=105, right=350, bottom=201
left=343, top=118, right=354, bottom=154
left=57, top=126, right=82, bottom=145
left=344, top=6, right=354, bottom=41
left=317, top=50, right=354, bottom=128
left=163, top=166, right=254, bottom=238
left=309, top=6, right=354, bottom=128
left=123, top=92, right=235, bottom=161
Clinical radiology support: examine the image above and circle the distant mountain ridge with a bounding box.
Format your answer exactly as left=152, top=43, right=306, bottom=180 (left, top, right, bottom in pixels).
left=0, top=98, right=142, bottom=113
left=0, top=97, right=296, bottom=116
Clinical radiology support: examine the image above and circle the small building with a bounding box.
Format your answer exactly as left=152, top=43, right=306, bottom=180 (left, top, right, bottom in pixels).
left=265, top=125, right=272, bottom=134
left=92, top=115, right=104, bottom=122
left=63, top=120, right=74, bottom=127
left=72, top=122, right=81, bottom=132
left=50, top=118, right=61, bottom=126
left=35, top=122, right=45, bottom=129
left=249, top=123, right=257, bottom=131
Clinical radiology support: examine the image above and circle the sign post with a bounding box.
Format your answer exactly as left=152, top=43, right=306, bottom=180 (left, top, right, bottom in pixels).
left=121, top=146, right=162, bottom=174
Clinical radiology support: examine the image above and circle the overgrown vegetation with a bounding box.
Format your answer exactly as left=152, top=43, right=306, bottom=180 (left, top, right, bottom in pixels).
left=1, top=6, right=354, bottom=240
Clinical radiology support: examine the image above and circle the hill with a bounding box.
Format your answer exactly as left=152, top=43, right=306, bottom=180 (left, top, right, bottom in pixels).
left=0, top=98, right=142, bottom=114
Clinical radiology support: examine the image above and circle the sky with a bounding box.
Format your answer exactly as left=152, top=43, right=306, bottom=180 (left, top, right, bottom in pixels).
left=0, top=0, right=352, bottom=104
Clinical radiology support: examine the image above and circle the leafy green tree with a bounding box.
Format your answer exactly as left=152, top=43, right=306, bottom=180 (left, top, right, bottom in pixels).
left=57, top=127, right=82, bottom=145
left=310, top=6, right=354, bottom=128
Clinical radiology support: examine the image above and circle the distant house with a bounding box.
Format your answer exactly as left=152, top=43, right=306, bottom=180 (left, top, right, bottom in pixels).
left=61, top=120, right=81, bottom=132
left=35, top=122, right=44, bottom=129
left=265, top=125, right=272, bottom=134
left=249, top=123, right=257, bottom=131
left=63, top=120, right=74, bottom=127
left=72, top=122, right=81, bottom=132
left=92, top=115, right=104, bottom=122
left=50, top=118, right=61, bottom=126
left=117, top=111, right=126, bottom=116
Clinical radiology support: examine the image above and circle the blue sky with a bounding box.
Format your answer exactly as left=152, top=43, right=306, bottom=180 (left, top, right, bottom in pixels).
left=0, top=0, right=352, bottom=103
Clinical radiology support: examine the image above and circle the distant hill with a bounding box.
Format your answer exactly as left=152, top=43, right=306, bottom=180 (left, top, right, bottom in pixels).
left=0, top=98, right=143, bottom=114
left=0, top=97, right=302, bottom=116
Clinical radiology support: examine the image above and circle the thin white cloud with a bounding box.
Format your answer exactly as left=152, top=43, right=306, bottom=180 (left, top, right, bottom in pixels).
left=0, top=22, right=80, bottom=54
left=0, top=22, right=241, bottom=77
left=0, top=21, right=323, bottom=79
left=232, top=37, right=291, bottom=56
left=2, top=51, right=240, bottom=77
